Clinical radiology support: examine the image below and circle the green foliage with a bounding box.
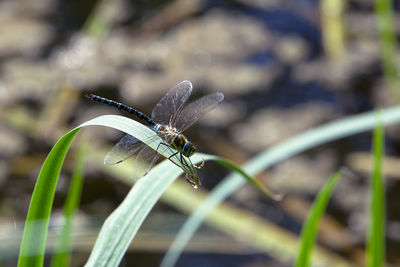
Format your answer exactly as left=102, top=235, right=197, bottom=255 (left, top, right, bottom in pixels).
left=294, top=171, right=341, bottom=267
left=375, top=0, right=400, bottom=100
left=161, top=106, right=400, bottom=267
left=85, top=154, right=200, bottom=266
left=18, top=105, right=397, bottom=267
left=18, top=128, right=80, bottom=267
left=85, top=153, right=266, bottom=267
left=213, top=158, right=281, bottom=200
left=367, top=114, right=385, bottom=267
left=50, top=140, right=86, bottom=267
left=18, top=115, right=261, bottom=267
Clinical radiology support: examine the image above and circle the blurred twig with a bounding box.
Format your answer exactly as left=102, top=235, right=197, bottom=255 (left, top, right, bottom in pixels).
left=0, top=213, right=258, bottom=260
left=83, top=0, right=122, bottom=38
left=320, top=0, right=346, bottom=60
left=346, top=152, right=400, bottom=179
left=136, top=0, right=203, bottom=35
left=37, top=85, right=80, bottom=140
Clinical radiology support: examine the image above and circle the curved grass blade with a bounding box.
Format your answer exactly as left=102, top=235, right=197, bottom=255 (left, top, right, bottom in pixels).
left=83, top=153, right=262, bottom=267
left=367, top=113, right=385, bottom=267
left=50, top=139, right=86, bottom=267
left=17, top=116, right=167, bottom=267
left=213, top=158, right=281, bottom=201
left=18, top=128, right=80, bottom=267
left=16, top=113, right=259, bottom=267
left=84, top=153, right=201, bottom=267
left=160, top=176, right=352, bottom=267
left=161, top=105, right=400, bottom=267
left=295, top=171, right=341, bottom=267
left=85, top=118, right=271, bottom=266
left=81, top=115, right=268, bottom=193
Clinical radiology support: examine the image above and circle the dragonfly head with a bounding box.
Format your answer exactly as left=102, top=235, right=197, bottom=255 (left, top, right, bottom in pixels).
left=182, top=141, right=196, bottom=157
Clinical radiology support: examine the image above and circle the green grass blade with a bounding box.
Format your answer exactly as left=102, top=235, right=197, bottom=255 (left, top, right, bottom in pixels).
left=50, top=139, right=86, bottom=267
left=367, top=114, right=385, bottom=267
left=17, top=115, right=181, bottom=267
left=375, top=0, right=400, bottom=100
left=84, top=154, right=202, bottom=267
left=60, top=115, right=259, bottom=267
left=81, top=115, right=267, bottom=192
left=17, top=114, right=260, bottom=267
left=80, top=115, right=181, bottom=166
left=18, top=128, right=81, bottom=267
left=161, top=105, right=400, bottom=267
left=214, top=158, right=281, bottom=200
left=295, top=171, right=341, bottom=267
left=83, top=152, right=260, bottom=267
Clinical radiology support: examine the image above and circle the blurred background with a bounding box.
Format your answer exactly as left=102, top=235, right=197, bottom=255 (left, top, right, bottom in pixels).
left=0, top=0, right=400, bottom=266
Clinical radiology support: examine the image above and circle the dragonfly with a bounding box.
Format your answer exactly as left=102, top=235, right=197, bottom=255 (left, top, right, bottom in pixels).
left=86, top=80, right=224, bottom=188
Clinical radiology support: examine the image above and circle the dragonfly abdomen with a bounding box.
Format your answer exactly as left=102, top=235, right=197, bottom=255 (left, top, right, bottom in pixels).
left=86, top=94, right=156, bottom=127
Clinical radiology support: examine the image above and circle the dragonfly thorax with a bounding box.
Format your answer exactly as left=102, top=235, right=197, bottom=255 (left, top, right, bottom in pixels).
left=156, top=124, right=196, bottom=157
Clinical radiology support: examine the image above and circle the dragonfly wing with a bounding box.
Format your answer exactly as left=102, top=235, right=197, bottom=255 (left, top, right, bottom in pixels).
left=174, top=92, right=224, bottom=132
left=133, top=145, right=162, bottom=177
left=132, top=138, right=179, bottom=177
left=104, top=134, right=144, bottom=165
left=151, top=80, right=193, bottom=125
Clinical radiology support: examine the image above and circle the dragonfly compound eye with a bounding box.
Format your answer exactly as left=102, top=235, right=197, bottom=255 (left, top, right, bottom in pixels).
left=182, top=141, right=196, bottom=157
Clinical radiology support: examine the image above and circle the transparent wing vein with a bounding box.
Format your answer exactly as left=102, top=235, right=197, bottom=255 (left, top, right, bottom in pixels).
left=151, top=80, right=193, bottom=126
left=174, top=92, right=224, bottom=132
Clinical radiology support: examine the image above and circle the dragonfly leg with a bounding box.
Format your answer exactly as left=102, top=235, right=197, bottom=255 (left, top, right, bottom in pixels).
left=155, top=141, right=170, bottom=154
left=180, top=152, right=193, bottom=170
left=168, top=151, right=187, bottom=169
left=168, top=151, right=179, bottom=161
left=194, top=159, right=205, bottom=169
left=155, top=142, right=185, bottom=168
left=185, top=173, right=198, bottom=189
left=185, top=154, right=204, bottom=170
